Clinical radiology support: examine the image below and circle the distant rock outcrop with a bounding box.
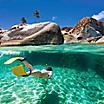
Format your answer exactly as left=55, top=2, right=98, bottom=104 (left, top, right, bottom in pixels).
left=0, top=29, right=7, bottom=34
left=0, top=22, right=64, bottom=46
left=61, top=27, right=73, bottom=35
left=96, top=36, right=104, bottom=44
left=64, top=17, right=104, bottom=43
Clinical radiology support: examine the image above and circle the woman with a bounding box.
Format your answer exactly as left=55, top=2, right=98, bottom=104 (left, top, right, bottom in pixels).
left=18, top=57, right=53, bottom=78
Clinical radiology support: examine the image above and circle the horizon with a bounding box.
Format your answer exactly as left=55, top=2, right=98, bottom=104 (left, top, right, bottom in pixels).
left=0, top=0, right=104, bottom=29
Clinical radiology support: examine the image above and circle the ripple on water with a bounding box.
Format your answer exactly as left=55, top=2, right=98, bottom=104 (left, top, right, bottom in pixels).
left=0, top=65, right=104, bottom=104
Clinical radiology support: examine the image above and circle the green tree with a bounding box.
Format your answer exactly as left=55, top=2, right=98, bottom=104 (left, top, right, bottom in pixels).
left=33, top=10, right=40, bottom=18
left=21, top=17, right=27, bottom=24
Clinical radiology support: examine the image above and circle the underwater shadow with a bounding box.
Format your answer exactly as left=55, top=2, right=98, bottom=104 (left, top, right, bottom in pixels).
left=21, top=51, right=104, bottom=79
left=93, top=56, right=104, bottom=79
left=24, top=52, right=91, bottom=71
left=41, top=91, right=59, bottom=104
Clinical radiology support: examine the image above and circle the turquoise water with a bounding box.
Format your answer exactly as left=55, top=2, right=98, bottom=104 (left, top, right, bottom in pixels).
left=0, top=44, right=104, bottom=104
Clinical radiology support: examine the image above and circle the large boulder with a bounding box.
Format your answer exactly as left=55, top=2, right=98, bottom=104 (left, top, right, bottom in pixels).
left=96, top=36, right=104, bottom=44
left=0, top=22, right=64, bottom=46
left=69, top=17, right=104, bottom=38
left=64, top=17, right=104, bottom=43
left=64, top=35, right=79, bottom=43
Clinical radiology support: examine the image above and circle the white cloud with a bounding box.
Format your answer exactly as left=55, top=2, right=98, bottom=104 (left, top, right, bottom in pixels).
left=92, top=11, right=104, bottom=20
left=52, top=16, right=58, bottom=21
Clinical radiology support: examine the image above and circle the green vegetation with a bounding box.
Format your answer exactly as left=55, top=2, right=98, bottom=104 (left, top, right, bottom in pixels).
left=20, top=10, right=40, bottom=24
left=21, top=17, right=27, bottom=24
left=33, top=10, right=40, bottom=18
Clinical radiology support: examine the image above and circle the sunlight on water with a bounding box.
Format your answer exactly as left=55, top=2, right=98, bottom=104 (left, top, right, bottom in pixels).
left=0, top=44, right=104, bottom=104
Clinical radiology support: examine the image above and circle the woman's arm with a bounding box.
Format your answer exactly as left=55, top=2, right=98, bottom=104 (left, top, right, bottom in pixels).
left=22, top=60, right=34, bottom=71
left=17, top=57, right=34, bottom=70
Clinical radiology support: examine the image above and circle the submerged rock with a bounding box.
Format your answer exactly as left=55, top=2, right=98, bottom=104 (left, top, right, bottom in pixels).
left=0, top=22, right=64, bottom=46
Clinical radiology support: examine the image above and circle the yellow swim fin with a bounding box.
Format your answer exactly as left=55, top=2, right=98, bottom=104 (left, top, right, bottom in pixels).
left=11, top=65, right=27, bottom=76
left=4, top=57, right=24, bottom=64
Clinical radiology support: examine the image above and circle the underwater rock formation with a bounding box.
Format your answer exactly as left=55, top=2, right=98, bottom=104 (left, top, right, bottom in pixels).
left=0, top=22, right=64, bottom=46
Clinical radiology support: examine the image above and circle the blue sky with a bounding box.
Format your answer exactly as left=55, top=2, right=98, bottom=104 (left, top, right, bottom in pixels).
left=0, top=0, right=104, bottom=29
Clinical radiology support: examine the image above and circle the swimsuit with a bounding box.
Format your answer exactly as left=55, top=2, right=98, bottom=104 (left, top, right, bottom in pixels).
left=22, top=68, right=32, bottom=77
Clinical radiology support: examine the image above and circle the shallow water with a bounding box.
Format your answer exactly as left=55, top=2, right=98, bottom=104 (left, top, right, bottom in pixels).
left=0, top=44, right=104, bottom=104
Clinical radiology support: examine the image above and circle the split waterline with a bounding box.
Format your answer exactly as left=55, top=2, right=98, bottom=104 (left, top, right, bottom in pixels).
left=0, top=44, right=104, bottom=104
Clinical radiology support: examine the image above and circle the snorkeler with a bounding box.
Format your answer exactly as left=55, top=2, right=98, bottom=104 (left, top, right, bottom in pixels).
left=17, top=57, right=53, bottom=78
left=4, top=57, right=53, bottom=79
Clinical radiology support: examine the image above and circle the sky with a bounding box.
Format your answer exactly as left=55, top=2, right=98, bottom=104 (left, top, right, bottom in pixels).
left=0, top=0, right=104, bottom=29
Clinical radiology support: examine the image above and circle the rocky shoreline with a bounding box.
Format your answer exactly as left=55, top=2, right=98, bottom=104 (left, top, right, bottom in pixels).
left=0, top=17, right=104, bottom=46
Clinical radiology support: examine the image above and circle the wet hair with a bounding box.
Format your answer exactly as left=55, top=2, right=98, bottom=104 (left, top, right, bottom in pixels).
left=46, top=66, right=52, bottom=71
